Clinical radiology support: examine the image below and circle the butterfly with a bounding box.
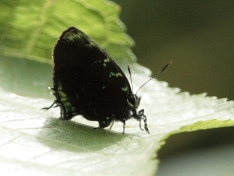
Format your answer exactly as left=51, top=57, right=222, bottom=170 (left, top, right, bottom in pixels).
left=44, top=27, right=171, bottom=134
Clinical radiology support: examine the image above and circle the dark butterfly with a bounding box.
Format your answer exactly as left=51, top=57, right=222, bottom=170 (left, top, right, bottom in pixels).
left=44, top=27, right=171, bottom=134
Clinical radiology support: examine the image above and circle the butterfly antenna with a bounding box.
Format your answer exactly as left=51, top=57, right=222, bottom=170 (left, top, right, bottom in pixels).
left=128, top=65, right=134, bottom=92
left=136, top=61, right=172, bottom=94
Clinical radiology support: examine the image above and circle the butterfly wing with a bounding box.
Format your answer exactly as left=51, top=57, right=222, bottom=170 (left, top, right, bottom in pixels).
left=52, top=27, right=132, bottom=128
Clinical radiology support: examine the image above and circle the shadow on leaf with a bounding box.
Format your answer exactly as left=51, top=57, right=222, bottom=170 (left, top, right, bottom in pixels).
left=37, top=117, right=129, bottom=152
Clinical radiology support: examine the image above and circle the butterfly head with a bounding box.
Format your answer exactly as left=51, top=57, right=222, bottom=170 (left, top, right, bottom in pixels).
left=126, top=92, right=149, bottom=133
left=127, top=93, right=141, bottom=110
left=126, top=61, right=172, bottom=134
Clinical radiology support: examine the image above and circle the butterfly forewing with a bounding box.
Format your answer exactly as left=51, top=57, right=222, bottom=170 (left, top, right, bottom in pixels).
left=52, top=27, right=132, bottom=127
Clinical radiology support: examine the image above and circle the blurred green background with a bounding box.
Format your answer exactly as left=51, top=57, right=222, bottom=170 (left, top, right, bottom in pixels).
left=113, top=0, right=234, bottom=100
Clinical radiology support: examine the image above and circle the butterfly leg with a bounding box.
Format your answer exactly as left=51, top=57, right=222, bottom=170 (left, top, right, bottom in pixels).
left=139, top=119, right=144, bottom=131
left=42, top=101, right=57, bottom=111
left=109, top=121, right=115, bottom=129
left=142, top=115, right=150, bottom=134
left=122, top=120, right=126, bottom=134
left=57, top=101, right=73, bottom=120
left=138, top=109, right=150, bottom=134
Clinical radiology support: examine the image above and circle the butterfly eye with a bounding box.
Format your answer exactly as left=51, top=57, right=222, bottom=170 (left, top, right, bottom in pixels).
left=134, top=95, right=141, bottom=109
left=127, top=94, right=141, bottom=109
left=127, top=95, right=135, bottom=108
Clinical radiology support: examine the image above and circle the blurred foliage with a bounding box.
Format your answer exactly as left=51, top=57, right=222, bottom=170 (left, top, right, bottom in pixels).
left=0, top=0, right=134, bottom=64
left=113, top=0, right=234, bottom=100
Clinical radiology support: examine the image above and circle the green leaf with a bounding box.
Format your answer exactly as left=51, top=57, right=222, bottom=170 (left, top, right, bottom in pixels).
left=0, top=1, right=234, bottom=176
left=1, top=69, right=234, bottom=176
left=0, top=0, right=135, bottom=64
